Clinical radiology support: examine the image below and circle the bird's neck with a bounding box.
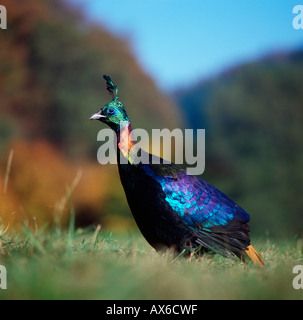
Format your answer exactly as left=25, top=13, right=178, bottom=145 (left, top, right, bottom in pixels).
left=116, top=122, right=137, bottom=164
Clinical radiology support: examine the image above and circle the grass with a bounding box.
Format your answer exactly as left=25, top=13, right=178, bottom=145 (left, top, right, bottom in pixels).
left=0, top=223, right=302, bottom=300
left=1, top=148, right=301, bottom=300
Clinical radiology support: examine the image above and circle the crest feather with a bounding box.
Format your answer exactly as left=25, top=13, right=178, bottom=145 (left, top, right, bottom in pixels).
left=103, top=75, right=118, bottom=100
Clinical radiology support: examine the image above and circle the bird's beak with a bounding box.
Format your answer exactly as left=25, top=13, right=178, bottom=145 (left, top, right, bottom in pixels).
left=89, top=110, right=106, bottom=121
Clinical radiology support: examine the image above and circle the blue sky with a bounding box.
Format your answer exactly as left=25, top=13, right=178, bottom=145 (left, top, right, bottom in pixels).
left=69, top=0, right=303, bottom=91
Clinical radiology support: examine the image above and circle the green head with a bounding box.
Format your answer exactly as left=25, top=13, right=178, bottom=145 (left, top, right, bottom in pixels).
left=89, top=75, right=131, bottom=131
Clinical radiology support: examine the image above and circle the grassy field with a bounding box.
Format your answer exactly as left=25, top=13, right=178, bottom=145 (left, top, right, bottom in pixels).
left=0, top=223, right=302, bottom=300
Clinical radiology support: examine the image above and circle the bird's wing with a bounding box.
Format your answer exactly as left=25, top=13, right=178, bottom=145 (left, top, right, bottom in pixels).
left=143, top=164, right=251, bottom=258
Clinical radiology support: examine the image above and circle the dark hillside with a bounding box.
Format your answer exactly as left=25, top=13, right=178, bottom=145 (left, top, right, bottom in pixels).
left=177, top=49, right=303, bottom=237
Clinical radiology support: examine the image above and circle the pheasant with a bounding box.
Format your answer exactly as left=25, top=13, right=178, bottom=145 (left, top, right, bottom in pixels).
left=89, top=75, right=265, bottom=266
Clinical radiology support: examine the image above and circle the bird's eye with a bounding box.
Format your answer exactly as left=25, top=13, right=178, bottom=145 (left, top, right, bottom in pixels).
left=107, top=108, right=116, bottom=115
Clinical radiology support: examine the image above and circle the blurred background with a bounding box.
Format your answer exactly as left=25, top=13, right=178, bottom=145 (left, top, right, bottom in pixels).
left=0, top=0, right=302, bottom=238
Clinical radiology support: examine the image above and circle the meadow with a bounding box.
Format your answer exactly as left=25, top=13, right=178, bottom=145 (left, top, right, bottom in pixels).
left=0, top=221, right=302, bottom=300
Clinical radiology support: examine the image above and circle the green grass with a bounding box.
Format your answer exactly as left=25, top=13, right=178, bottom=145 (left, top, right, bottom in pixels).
left=0, top=225, right=302, bottom=300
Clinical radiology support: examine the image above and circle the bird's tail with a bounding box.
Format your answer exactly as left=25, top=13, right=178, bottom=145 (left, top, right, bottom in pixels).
left=245, top=245, right=265, bottom=267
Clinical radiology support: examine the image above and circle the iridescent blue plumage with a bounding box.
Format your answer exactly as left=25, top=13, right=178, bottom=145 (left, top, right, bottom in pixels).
left=143, top=166, right=249, bottom=228
left=138, top=162, right=251, bottom=258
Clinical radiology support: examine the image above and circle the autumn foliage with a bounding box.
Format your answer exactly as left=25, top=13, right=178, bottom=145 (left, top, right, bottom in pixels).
left=0, top=0, right=181, bottom=230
